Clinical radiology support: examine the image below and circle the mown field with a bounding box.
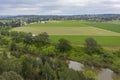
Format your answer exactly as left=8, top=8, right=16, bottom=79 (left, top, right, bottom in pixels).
left=85, top=22, right=120, bottom=33
left=11, top=20, right=120, bottom=47
left=12, top=26, right=120, bottom=36
left=50, top=35, right=120, bottom=47
left=24, top=20, right=88, bottom=27
left=23, top=20, right=120, bottom=33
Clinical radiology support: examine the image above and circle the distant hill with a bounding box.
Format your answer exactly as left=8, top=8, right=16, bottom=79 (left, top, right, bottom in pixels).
left=0, top=14, right=120, bottom=21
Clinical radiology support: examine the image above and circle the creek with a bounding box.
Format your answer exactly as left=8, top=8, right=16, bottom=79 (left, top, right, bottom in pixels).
left=68, top=61, right=120, bottom=80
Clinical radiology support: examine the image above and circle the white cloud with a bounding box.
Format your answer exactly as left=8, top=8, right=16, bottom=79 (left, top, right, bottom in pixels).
left=112, top=4, right=120, bottom=8
left=0, top=0, right=120, bottom=15
left=110, top=0, right=120, bottom=2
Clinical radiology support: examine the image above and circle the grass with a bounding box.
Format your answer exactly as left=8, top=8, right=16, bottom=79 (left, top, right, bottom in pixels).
left=0, top=20, right=11, bottom=22
left=11, top=26, right=120, bottom=36
left=50, top=35, right=120, bottom=47
left=24, top=20, right=89, bottom=27
left=24, top=20, right=120, bottom=33
left=85, top=22, right=120, bottom=33
left=22, top=20, right=120, bottom=33
left=11, top=20, right=120, bottom=47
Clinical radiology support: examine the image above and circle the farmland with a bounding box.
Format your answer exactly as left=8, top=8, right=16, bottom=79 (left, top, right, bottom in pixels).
left=50, top=35, right=120, bottom=46
left=11, top=20, right=120, bottom=47
left=1, top=15, right=120, bottom=80
left=24, top=20, right=88, bottom=27
left=85, top=22, right=120, bottom=33
left=12, top=27, right=120, bottom=36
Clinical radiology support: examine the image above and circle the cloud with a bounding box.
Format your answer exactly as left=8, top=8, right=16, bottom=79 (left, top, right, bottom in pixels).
left=0, top=0, right=120, bottom=15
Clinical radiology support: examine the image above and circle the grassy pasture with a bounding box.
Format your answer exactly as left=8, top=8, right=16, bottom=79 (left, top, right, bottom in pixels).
left=24, top=20, right=88, bottom=27
left=12, top=20, right=120, bottom=47
left=11, top=26, right=120, bottom=36
left=50, top=35, right=120, bottom=46
left=85, top=22, right=120, bottom=33
left=24, top=20, right=120, bottom=33
left=0, top=19, right=11, bottom=22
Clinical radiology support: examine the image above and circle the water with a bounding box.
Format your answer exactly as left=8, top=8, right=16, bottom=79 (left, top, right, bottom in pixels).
left=68, top=61, right=120, bottom=80
left=97, top=69, right=113, bottom=80
left=69, top=61, right=84, bottom=71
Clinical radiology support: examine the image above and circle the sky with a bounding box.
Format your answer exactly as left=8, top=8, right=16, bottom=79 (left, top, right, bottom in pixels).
left=0, top=0, right=120, bottom=15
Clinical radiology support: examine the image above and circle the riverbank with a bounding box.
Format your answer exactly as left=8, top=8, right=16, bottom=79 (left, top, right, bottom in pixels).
left=68, top=60, right=120, bottom=80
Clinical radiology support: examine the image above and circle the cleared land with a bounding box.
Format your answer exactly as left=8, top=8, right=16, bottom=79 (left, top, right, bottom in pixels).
left=85, top=22, right=120, bottom=33
left=24, top=20, right=88, bottom=27
left=24, top=20, right=120, bottom=33
left=12, top=27, right=120, bottom=36
left=50, top=36, right=120, bottom=46
left=11, top=20, right=120, bottom=46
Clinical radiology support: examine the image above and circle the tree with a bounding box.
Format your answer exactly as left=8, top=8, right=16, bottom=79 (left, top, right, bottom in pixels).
left=10, top=42, right=17, bottom=51
left=58, top=68, right=80, bottom=80
left=21, top=55, right=40, bottom=80
left=84, top=38, right=100, bottom=54
left=41, top=46, right=56, bottom=56
left=27, top=45, right=39, bottom=55
left=34, top=32, right=50, bottom=47
left=2, top=58, right=22, bottom=74
left=0, top=36, right=10, bottom=46
left=0, top=22, right=4, bottom=27
left=42, top=62, right=57, bottom=80
left=10, top=19, right=22, bottom=27
left=84, top=70, right=96, bottom=80
left=0, top=71, right=23, bottom=80
left=24, top=32, right=33, bottom=45
left=56, top=38, right=72, bottom=52
left=10, top=31, right=26, bottom=43
left=22, top=55, right=33, bottom=79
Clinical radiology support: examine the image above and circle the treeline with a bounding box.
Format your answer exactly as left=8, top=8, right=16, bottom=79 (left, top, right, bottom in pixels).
left=0, top=14, right=120, bottom=28
left=0, top=18, right=48, bottom=28
left=0, top=19, right=24, bottom=28
left=1, top=14, right=120, bottom=22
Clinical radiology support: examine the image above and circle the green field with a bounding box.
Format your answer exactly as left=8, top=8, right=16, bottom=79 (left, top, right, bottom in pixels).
left=24, top=20, right=88, bottom=27
left=11, top=20, right=120, bottom=47
left=50, top=35, right=120, bottom=46
left=24, top=20, right=120, bottom=32
left=85, top=22, right=120, bottom=33
left=11, top=26, right=120, bottom=36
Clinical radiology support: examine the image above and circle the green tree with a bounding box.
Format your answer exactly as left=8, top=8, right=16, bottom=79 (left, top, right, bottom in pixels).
left=84, top=70, right=96, bottom=80
left=9, top=42, right=17, bottom=51
left=42, top=62, right=57, bottom=80
left=56, top=38, right=72, bottom=52
left=0, top=36, right=10, bottom=46
left=21, top=55, right=33, bottom=79
left=41, top=46, right=56, bottom=56
left=85, top=38, right=101, bottom=54
left=10, top=19, right=22, bottom=27
left=34, top=32, right=50, bottom=47
left=58, top=68, right=80, bottom=80
left=21, top=55, right=40, bottom=80
left=24, top=33, right=33, bottom=45
left=27, top=45, right=39, bottom=55
left=11, top=31, right=26, bottom=43
left=0, top=71, right=23, bottom=80
left=3, top=58, right=22, bottom=74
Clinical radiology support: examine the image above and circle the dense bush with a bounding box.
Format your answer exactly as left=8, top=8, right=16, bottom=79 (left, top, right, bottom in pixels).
left=0, top=29, right=120, bottom=80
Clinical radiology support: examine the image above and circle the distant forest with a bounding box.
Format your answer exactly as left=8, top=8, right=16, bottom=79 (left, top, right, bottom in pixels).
left=0, top=14, right=120, bottom=21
